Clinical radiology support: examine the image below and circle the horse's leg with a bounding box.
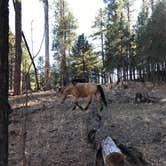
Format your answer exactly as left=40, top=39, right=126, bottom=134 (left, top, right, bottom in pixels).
left=84, top=96, right=92, bottom=110
left=72, top=105, right=76, bottom=110
left=96, top=93, right=103, bottom=111
left=75, top=102, right=84, bottom=110
left=61, top=95, right=67, bottom=104
left=100, top=104, right=103, bottom=112
left=73, top=97, right=84, bottom=110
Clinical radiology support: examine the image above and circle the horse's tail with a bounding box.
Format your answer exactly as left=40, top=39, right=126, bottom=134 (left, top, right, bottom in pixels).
left=97, top=85, right=107, bottom=107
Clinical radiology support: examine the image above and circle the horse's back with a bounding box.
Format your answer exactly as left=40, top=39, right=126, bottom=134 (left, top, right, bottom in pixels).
left=74, top=83, right=97, bottom=97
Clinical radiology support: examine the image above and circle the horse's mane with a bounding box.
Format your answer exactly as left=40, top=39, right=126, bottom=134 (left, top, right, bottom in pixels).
left=71, top=78, right=87, bottom=85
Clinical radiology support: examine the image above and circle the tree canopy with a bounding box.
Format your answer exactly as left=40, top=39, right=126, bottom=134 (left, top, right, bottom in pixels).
left=8, top=0, right=166, bottom=91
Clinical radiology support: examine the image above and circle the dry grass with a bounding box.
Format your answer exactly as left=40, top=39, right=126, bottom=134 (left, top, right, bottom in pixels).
left=8, top=86, right=166, bottom=166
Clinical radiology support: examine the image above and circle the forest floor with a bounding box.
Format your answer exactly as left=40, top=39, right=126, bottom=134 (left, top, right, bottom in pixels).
left=8, top=83, right=166, bottom=166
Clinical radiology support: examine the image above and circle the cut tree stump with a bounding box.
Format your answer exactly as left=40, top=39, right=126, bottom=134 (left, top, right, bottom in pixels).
left=102, top=136, right=124, bottom=166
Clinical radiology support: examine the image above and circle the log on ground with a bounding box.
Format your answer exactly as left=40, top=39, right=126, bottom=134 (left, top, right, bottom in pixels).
left=87, top=104, right=150, bottom=166
left=135, top=92, right=160, bottom=103
left=87, top=105, right=124, bottom=166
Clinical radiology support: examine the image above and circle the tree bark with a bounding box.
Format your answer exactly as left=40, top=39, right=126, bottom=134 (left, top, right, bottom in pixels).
left=44, top=0, right=50, bottom=89
left=14, top=0, right=22, bottom=95
left=59, top=0, right=69, bottom=86
left=0, top=0, right=9, bottom=165
left=102, top=136, right=124, bottom=166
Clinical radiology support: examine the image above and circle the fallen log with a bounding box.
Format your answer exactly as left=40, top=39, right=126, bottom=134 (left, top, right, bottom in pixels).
left=87, top=104, right=150, bottom=166
left=87, top=105, right=124, bottom=166
left=135, top=92, right=160, bottom=103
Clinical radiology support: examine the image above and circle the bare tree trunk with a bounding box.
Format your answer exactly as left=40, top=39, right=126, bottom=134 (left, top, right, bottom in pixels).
left=0, top=0, right=9, bottom=165
left=9, top=57, right=13, bottom=90
left=44, top=0, right=50, bottom=89
left=22, top=32, right=40, bottom=90
left=126, top=0, right=132, bottom=81
left=61, top=51, right=69, bottom=86
left=59, top=0, right=69, bottom=86
left=101, top=31, right=106, bottom=84
left=14, top=0, right=22, bottom=95
left=150, top=0, right=154, bottom=12
left=133, top=68, right=136, bottom=80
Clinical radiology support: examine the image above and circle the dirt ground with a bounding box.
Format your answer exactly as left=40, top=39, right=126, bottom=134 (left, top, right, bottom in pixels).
left=8, top=84, right=166, bottom=166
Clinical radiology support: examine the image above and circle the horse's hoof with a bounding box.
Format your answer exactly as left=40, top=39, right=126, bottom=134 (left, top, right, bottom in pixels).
left=79, top=107, right=85, bottom=111
left=80, top=108, right=84, bottom=111
left=72, top=106, right=76, bottom=110
left=100, top=106, right=103, bottom=112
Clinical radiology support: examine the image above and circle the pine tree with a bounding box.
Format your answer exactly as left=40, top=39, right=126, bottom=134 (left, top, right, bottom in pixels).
left=143, top=0, right=166, bottom=81
left=134, top=0, right=150, bottom=80
left=92, top=8, right=106, bottom=83
left=71, top=34, right=101, bottom=82
left=52, top=0, right=77, bottom=85
left=104, top=0, right=129, bottom=82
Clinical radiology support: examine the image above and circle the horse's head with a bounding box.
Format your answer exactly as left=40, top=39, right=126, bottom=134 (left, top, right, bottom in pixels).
left=60, top=84, right=74, bottom=103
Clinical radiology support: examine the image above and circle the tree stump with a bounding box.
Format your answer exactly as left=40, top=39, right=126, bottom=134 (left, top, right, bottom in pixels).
left=102, top=136, right=124, bottom=166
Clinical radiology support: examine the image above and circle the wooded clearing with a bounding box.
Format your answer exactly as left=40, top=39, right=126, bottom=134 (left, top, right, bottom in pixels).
left=8, top=84, right=166, bottom=166
left=1, top=0, right=166, bottom=165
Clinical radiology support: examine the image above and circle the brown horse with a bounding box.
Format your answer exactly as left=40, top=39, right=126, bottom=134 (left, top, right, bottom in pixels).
left=60, top=82, right=107, bottom=111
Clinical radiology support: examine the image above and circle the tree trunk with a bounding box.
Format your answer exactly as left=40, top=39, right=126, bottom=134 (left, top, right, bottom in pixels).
left=58, top=0, right=69, bottom=86
left=150, top=0, right=154, bottom=12
left=22, top=32, right=40, bottom=90
left=117, top=67, right=121, bottom=83
left=0, top=0, right=9, bottom=165
left=82, top=55, right=87, bottom=80
left=9, top=58, right=13, bottom=90
left=133, top=68, right=136, bottom=80
left=61, top=51, right=69, bottom=86
left=44, top=0, right=50, bottom=89
left=14, top=0, right=22, bottom=95
left=101, top=32, right=106, bottom=84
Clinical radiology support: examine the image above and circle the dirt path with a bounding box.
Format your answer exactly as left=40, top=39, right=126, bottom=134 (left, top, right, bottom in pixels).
left=8, top=89, right=166, bottom=166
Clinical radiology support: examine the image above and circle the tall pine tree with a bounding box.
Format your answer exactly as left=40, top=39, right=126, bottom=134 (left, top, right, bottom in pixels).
left=71, top=34, right=101, bottom=82
left=52, top=0, right=77, bottom=85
